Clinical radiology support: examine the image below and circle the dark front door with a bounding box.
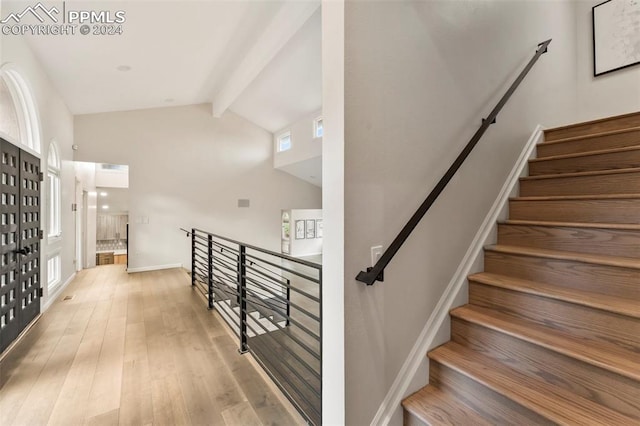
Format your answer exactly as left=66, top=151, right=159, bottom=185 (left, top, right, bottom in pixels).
left=0, top=138, right=41, bottom=353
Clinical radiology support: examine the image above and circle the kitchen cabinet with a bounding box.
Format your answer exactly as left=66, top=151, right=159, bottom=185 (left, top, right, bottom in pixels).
left=96, top=252, right=114, bottom=265
left=97, top=214, right=128, bottom=241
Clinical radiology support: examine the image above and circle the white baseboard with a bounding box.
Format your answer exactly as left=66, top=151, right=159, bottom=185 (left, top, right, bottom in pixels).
left=43, top=272, right=77, bottom=312
left=371, top=125, right=544, bottom=426
left=127, top=263, right=183, bottom=273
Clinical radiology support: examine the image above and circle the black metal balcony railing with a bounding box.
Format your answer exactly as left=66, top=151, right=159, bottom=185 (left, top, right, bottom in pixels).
left=182, top=228, right=322, bottom=425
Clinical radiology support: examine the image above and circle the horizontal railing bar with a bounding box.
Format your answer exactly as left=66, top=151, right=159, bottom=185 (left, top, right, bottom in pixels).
left=244, top=254, right=320, bottom=284
left=244, top=276, right=321, bottom=324
left=193, top=228, right=321, bottom=270
left=247, top=344, right=319, bottom=425
left=243, top=286, right=320, bottom=342
left=243, top=328, right=322, bottom=416
left=241, top=318, right=321, bottom=382
left=240, top=304, right=320, bottom=362
left=245, top=264, right=288, bottom=289
left=355, top=38, right=552, bottom=285
left=211, top=239, right=240, bottom=257
left=245, top=265, right=320, bottom=302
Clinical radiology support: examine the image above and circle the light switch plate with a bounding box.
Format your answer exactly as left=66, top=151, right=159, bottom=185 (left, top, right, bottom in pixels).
left=371, top=245, right=383, bottom=267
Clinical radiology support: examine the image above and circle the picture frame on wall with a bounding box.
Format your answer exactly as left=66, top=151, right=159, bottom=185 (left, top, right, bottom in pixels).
left=295, top=220, right=305, bottom=239
left=592, top=0, right=640, bottom=76
left=305, top=219, right=315, bottom=239
left=316, top=220, right=323, bottom=238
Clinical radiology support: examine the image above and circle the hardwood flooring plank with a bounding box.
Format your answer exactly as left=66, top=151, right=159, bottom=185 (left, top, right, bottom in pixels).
left=1, top=265, right=302, bottom=426
left=221, top=401, right=264, bottom=426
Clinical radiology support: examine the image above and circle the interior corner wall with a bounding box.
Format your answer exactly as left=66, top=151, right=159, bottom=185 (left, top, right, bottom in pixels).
left=575, top=0, right=640, bottom=121
left=321, top=0, right=345, bottom=423
left=342, top=1, right=579, bottom=424
left=274, top=109, right=323, bottom=169
left=73, top=104, right=322, bottom=271
left=1, top=35, right=75, bottom=307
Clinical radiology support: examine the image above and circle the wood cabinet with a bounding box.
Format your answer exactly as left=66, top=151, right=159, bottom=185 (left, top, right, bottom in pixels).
left=97, top=214, right=128, bottom=241
left=96, top=252, right=114, bottom=265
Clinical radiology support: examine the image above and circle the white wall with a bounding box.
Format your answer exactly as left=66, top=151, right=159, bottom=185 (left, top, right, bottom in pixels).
left=274, top=109, right=322, bottom=168
left=74, top=104, right=322, bottom=272
left=287, top=209, right=322, bottom=257
left=575, top=0, right=640, bottom=121
left=74, top=161, right=97, bottom=268
left=2, top=34, right=75, bottom=307
left=341, top=1, right=581, bottom=424
left=95, top=166, right=129, bottom=188
left=274, top=109, right=323, bottom=187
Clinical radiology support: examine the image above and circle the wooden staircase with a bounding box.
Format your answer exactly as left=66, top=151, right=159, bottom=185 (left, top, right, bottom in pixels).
left=402, top=112, right=640, bottom=425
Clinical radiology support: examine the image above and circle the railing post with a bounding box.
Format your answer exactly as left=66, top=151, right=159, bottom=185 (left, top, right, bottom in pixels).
left=191, top=229, right=196, bottom=287
left=238, top=245, right=248, bottom=354
left=207, top=234, right=214, bottom=310
left=286, top=278, right=291, bottom=326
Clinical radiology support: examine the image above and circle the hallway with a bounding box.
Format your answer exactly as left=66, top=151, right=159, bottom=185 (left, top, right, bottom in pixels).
left=0, top=266, right=302, bottom=426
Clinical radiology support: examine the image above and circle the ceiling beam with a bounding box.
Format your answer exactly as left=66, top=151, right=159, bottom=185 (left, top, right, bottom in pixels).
left=210, top=1, right=320, bottom=118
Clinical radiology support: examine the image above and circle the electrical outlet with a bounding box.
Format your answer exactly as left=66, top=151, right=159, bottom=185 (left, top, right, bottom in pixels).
left=371, top=245, right=383, bottom=267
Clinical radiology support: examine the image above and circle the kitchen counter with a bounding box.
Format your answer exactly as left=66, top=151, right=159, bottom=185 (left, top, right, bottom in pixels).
left=96, top=249, right=127, bottom=255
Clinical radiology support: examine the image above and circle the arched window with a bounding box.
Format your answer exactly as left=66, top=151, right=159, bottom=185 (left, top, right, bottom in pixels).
left=0, top=66, right=41, bottom=154
left=47, top=141, right=61, bottom=238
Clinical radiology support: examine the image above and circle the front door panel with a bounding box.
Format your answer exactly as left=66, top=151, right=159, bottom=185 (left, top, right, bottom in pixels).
left=0, top=139, right=41, bottom=353
left=18, top=149, right=41, bottom=332
left=0, top=140, right=21, bottom=352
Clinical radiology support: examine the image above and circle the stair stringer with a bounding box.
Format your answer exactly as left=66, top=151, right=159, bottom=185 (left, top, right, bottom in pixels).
left=371, top=125, right=544, bottom=425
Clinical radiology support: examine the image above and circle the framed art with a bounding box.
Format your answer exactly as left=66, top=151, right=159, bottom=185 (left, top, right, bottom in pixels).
left=305, top=219, right=315, bottom=239
left=295, top=220, right=305, bottom=239
left=315, top=220, right=323, bottom=238
left=593, top=0, right=640, bottom=76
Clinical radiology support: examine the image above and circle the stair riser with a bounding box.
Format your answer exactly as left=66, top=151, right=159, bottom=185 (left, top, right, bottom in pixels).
left=529, top=149, right=640, bottom=176
left=469, top=282, right=640, bottom=351
left=497, top=224, right=640, bottom=259
left=451, top=318, right=640, bottom=419
left=428, top=361, right=552, bottom=424
left=484, top=251, right=639, bottom=300
left=520, top=171, right=640, bottom=197
left=544, top=113, right=640, bottom=142
left=538, top=130, right=640, bottom=157
left=403, top=411, right=428, bottom=426
left=509, top=198, right=640, bottom=224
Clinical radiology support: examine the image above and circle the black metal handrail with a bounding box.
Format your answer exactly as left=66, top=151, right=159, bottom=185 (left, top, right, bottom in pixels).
left=182, top=227, right=323, bottom=425
left=356, top=39, right=552, bottom=285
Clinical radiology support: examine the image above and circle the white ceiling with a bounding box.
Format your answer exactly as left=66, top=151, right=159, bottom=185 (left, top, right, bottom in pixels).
left=3, top=0, right=322, bottom=132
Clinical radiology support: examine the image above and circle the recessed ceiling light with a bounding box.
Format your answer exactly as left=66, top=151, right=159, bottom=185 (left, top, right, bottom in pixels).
left=116, top=65, right=132, bottom=72
left=100, top=192, right=108, bottom=197
left=102, top=205, right=109, bottom=209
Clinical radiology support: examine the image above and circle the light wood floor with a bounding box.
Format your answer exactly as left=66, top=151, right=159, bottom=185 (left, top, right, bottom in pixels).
left=0, top=265, right=304, bottom=426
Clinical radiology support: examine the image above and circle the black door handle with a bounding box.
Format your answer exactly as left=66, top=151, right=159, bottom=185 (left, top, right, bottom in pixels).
left=15, top=247, right=31, bottom=256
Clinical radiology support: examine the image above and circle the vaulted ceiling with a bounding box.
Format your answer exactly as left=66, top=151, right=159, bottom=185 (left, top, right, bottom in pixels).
left=3, top=0, right=322, bottom=132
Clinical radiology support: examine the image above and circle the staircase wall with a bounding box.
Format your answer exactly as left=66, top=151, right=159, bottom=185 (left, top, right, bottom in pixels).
left=337, top=1, right=640, bottom=425
left=574, top=0, right=640, bottom=122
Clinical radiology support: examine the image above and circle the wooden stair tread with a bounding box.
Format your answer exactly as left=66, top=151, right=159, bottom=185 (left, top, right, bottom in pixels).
left=544, top=111, right=640, bottom=136
left=520, top=166, right=640, bottom=181
left=511, top=193, right=640, bottom=201
left=486, top=244, right=640, bottom=270
left=402, top=385, right=492, bottom=426
left=501, top=219, right=640, bottom=231
left=429, top=342, right=638, bottom=425
left=530, top=144, right=640, bottom=162
left=542, top=125, right=640, bottom=145
left=468, top=272, right=640, bottom=318
left=450, top=305, right=640, bottom=381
